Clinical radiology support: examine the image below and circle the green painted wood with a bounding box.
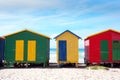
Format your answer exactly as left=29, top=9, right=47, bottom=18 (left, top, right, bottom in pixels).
left=112, top=40, right=120, bottom=60
left=5, top=31, right=50, bottom=65
left=100, top=40, right=109, bottom=61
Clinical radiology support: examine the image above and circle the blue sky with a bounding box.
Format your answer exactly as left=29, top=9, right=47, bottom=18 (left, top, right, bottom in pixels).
left=0, top=0, right=120, bottom=48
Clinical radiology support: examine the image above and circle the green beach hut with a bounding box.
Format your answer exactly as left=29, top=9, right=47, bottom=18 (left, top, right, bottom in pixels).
left=4, top=29, right=50, bottom=67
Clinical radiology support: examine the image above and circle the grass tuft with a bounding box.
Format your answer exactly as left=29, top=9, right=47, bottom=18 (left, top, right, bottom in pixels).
left=86, top=65, right=109, bottom=70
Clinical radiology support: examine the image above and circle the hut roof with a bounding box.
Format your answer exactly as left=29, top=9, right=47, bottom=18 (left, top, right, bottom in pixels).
left=0, top=37, right=5, bottom=39
left=54, top=30, right=81, bottom=39
left=4, top=29, right=50, bottom=39
left=85, top=29, right=120, bottom=40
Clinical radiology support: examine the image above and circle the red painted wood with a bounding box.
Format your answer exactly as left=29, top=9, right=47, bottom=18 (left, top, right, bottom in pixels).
left=85, top=30, right=120, bottom=64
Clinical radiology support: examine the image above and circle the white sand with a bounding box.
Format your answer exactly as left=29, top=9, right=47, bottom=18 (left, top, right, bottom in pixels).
left=0, top=68, right=120, bottom=80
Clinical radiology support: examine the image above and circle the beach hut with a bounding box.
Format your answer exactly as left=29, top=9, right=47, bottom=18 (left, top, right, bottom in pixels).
left=4, top=29, right=50, bottom=67
left=85, top=29, right=120, bottom=67
left=0, top=37, right=5, bottom=66
left=54, top=30, right=81, bottom=67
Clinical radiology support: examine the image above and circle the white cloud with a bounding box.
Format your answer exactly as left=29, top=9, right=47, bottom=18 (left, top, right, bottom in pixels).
left=0, top=0, right=62, bottom=11
left=59, top=10, right=120, bottom=27
left=0, top=25, right=23, bottom=36
left=0, top=0, right=119, bottom=52
left=67, top=0, right=120, bottom=18
left=0, top=13, right=19, bottom=19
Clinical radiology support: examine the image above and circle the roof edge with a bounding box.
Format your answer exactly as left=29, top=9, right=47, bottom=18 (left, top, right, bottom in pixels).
left=85, top=29, right=120, bottom=40
left=54, top=30, right=82, bottom=39
left=4, top=29, right=50, bottom=39
left=0, top=37, right=5, bottom=39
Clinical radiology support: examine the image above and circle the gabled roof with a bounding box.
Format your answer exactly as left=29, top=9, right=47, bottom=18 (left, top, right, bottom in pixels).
left=54, top=30, right=81, bottom=39
left=4, top=29, right=50, bottom=39
left=0, top=37, right=5, bottom=39
left=85, top=29, right=120, bottom=40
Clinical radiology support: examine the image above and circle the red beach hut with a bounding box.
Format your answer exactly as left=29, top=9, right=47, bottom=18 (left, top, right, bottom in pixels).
left=84, top=29, right=120, bottom=67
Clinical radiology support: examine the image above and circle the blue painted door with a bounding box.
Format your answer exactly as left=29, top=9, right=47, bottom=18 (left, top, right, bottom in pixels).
left=59, top=40, right=67, bottom=61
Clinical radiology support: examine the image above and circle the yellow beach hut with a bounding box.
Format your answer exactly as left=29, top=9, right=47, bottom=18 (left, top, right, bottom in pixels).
left=54, top=30, right=81, bottom=67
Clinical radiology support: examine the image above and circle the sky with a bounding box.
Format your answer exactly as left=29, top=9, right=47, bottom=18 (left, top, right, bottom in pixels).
left=0, top=0, right=120, bottom=48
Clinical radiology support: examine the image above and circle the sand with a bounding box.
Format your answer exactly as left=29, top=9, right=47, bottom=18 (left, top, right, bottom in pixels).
left=0, top=68, right=120, bottom=80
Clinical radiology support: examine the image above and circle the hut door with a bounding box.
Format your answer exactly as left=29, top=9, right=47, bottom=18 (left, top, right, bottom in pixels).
left=100, top=40, right=109, bottom=61
left=15, top=40, right=24, bottom=61
left=58, top=40, right=67, bottom=61
left=112, top=40, right=120, bottom=60
left=27, top=40, right=36, bottom=61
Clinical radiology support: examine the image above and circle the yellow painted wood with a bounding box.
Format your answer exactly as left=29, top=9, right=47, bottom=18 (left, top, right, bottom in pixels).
left=27, top=40, right=36, bottom=61
left=56, top=32, right=79, bottom=64
left=15, top=40, right=24, bottom=61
